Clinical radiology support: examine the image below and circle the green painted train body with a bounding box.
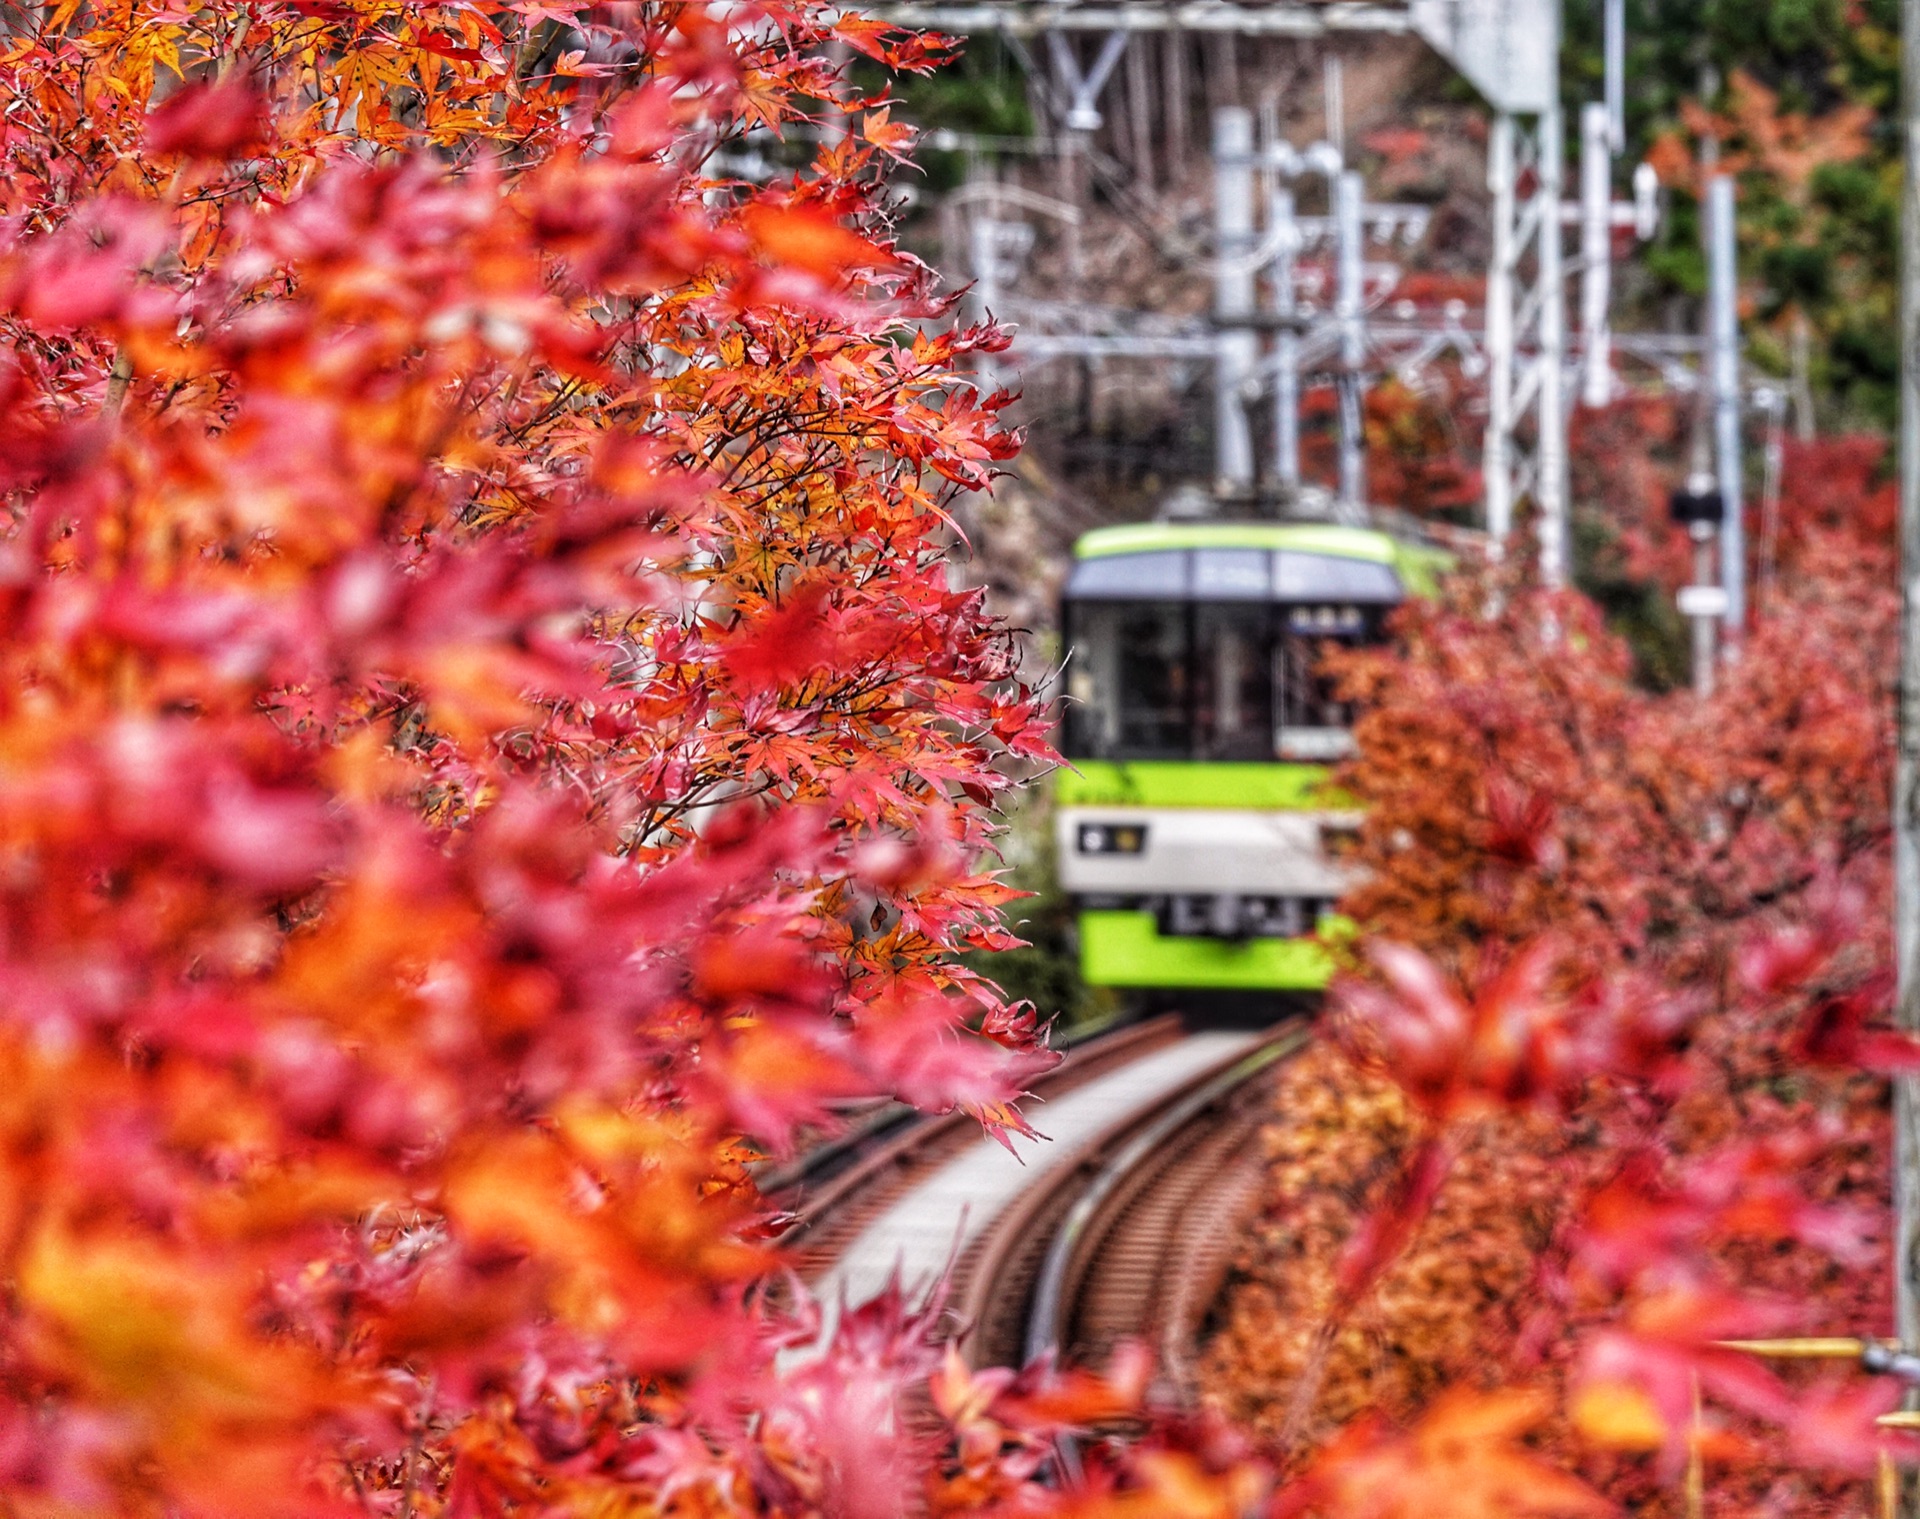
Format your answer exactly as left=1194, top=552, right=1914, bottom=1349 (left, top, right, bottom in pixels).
left=1056, top=521, right=1439, bottom=991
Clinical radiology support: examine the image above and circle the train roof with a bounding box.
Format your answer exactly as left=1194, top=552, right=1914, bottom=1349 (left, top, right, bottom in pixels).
left=1073, top=521, right=1400, bottom=562
left=1066, top=520, right=1448, bottom=601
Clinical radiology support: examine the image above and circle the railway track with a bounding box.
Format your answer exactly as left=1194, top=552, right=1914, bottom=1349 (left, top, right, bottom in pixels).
left=776, top=1015, right=1306, bottom=1408
left=777, top=1014, right=1187, bottom=1280
left=968, top=1022, right=1303, bottom=1385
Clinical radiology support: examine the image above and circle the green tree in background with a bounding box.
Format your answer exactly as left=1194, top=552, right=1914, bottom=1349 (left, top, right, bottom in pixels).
left=1571, top=0, right=1902, bottom=427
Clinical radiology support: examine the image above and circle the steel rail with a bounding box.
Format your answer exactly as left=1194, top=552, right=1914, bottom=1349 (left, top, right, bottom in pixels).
left=1023, top=1022, right=1309, bottom=1367
left=776, top=1014, right=1187, bottom=1272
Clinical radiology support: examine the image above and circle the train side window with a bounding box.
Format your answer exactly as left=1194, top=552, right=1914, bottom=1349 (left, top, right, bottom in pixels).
left=1194, top=605, right=1273, bottom=761
left=1274, top=607, right=1375, bottom=761
left=1063, top=602, right=1189, bottom=759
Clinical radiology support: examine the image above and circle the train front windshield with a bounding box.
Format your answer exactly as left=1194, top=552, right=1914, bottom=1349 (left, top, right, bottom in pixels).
left=1061, top=548, right=1401, bottom=764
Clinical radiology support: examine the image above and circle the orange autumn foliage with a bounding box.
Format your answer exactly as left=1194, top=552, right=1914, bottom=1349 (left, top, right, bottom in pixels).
left=1203, top=443, right=1906, bottom=1514
left=0, top=4, right=1281, bottom=1516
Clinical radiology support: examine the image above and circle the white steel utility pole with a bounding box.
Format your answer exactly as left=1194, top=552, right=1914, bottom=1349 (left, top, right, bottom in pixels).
left=1261, top=124, right=1344, bottom=500
left=1603, top=0, right=1625, bottom=148
left=1335, top=168, right=1369, bottom=514
left=968, top=209, right=1003, bottom=397
left=1707, top=174, right=1745, bottom=645
left=1324, top=54, right=1346, bottom=159
left=1574, top=104, right=1659, bottom=411
left=1269, top=181, right=1304, bottom=494
left=1535, top=96, right=1569, bottom=587
left=1212, top=106, right=1259, bottom=496
left=1485, top=113, right=1518, bottom=544
left=1894, top=0, right=1920, bottom=1447
left=1578, top=102, right=1618, bottom=409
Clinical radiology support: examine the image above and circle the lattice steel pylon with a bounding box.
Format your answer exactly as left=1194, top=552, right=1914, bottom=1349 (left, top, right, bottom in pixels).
left=872, top=0, right=1577, bottom=577
left=1411, top=0, right=1568, bottom=580
left=1484, top=108, right=1567, bottom=581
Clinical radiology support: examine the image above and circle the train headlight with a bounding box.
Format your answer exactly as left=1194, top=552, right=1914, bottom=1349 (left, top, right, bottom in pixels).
left=1288, top=604, right=1364, bottom=633
left=1077, top=823, right=1148, bottom=856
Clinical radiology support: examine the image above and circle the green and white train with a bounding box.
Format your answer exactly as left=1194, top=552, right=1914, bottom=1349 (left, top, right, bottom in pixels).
left=1056, top=520, right=1443, bottom=993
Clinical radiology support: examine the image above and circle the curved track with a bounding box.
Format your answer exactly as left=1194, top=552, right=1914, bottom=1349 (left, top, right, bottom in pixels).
left=777, top=1016, right=1304, bottom=1401
left=970, top=1025, right=1302, bottom=1384
left=778, top=1015, right=1189, bottom=1285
